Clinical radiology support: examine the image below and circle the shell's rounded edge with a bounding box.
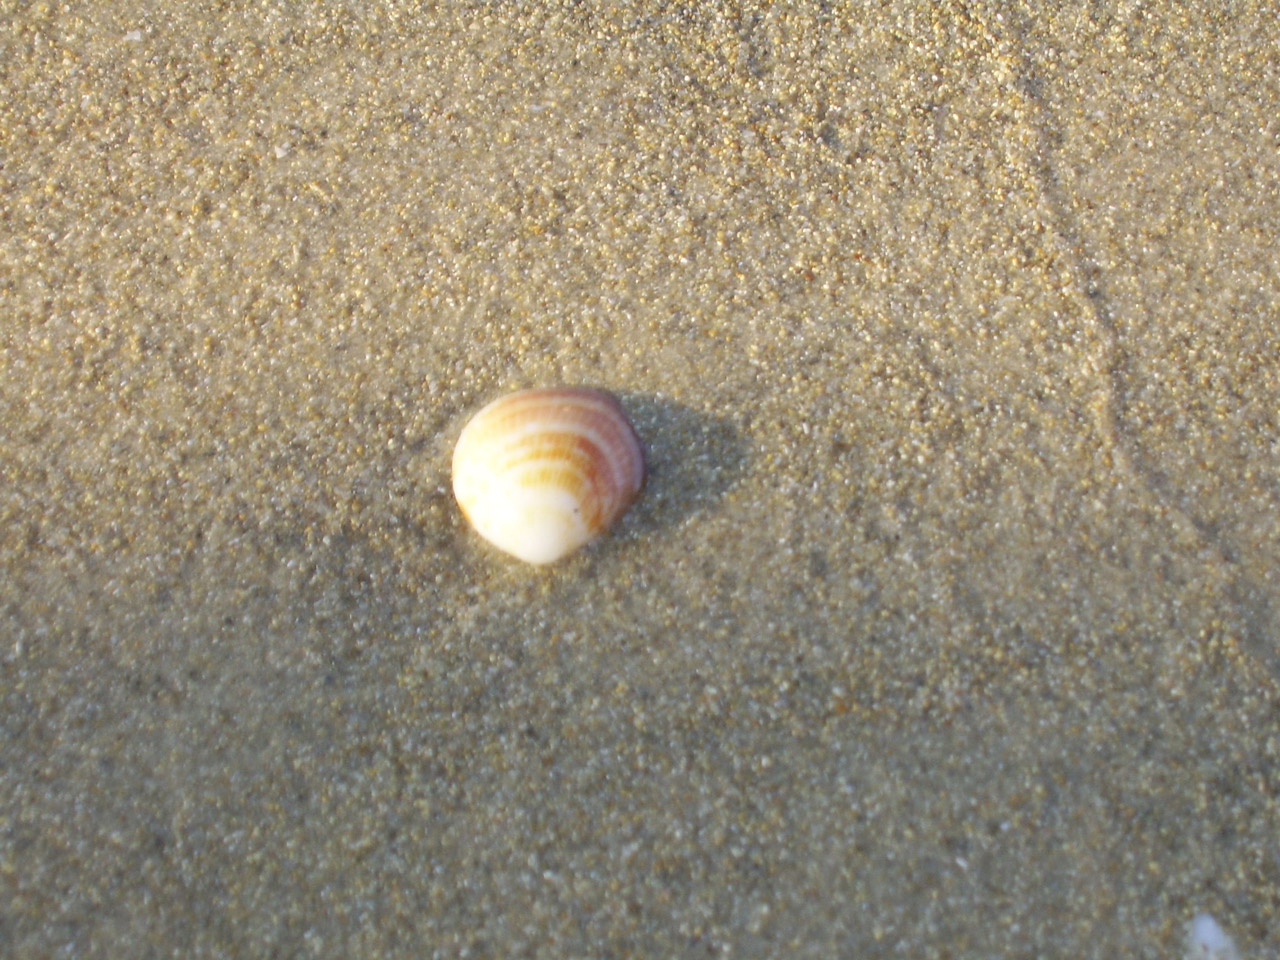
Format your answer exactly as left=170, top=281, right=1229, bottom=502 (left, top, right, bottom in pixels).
left=451, top=387, right=646, bottom=564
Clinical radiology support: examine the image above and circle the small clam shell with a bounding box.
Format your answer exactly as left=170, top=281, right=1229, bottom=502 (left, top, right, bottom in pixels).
left=452, top=387, right=645, bottom=564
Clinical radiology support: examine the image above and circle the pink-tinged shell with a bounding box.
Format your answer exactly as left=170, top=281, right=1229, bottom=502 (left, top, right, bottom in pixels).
left=452, top=388, right=646, bottom=564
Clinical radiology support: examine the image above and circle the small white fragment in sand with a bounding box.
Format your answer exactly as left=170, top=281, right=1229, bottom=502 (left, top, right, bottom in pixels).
left=1186, top=914, right=1241, bottom=960
left=124, top=30, right=143, bottom=42
left=275, top=143, right=291, bottom=159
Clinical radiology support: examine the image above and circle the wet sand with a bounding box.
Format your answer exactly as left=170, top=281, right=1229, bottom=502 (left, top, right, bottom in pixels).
left=2, top=3, right=1278, bottom=957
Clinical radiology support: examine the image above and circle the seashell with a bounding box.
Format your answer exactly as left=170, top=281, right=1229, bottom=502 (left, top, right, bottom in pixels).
left=452, top=387, right=645, bottom=564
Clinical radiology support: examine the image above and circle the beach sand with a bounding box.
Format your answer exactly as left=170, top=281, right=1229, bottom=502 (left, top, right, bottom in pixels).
left=2, top=2, right=1278, bottom=956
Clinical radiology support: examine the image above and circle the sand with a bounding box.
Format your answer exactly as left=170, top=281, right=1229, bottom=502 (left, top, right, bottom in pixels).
left=2, top=2, right=1278, bottom=957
